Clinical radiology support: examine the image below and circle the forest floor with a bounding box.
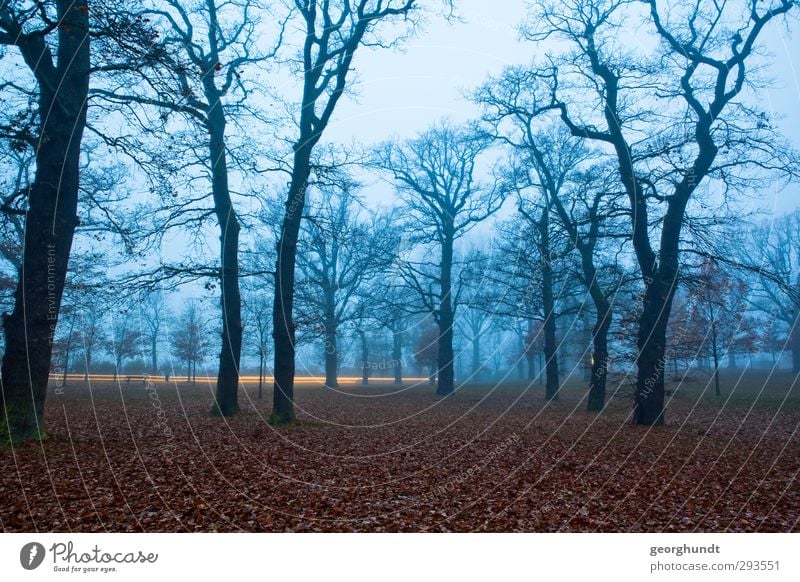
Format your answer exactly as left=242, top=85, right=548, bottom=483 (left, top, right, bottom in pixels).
left=1, top=369, right=799, bottom=532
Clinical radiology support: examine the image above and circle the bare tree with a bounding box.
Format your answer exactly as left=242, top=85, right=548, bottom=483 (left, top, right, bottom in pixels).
left=457, top=250, right=495, bottom=381
left=460, top=306, right=492, bottom=380
left=50, top=311, right=79, bottom=386
left=107, top=309, right=142, bottom=381
left=369, top=279, right=414, bottom=385
left=749, top=212, right=800, bottom=372
left=0, top=148, right=30, bottom=280
left=683, top=259, right=759, bottom=395
left=53, top=252, right=110, bottom=383
left=270, top=0, right=422, bottom=424
left=0, top=0, right=168, bottom=441
left=413, top=319, right=439, bottom=386
left=91, top=0, right=285, bottom=416
left=521, top=189, right=561, bottom=401
left=242, top=284, right=271, bottom=399
left=375, top=121, right=505, bottom=396
left=477, top=73, right=633, bottom=408
left=0, top=0, right=91, bottom=442
left=296, top=187, right=399, bottom=388
left=171, top=300, right=210, bottom=383
left=521, top=0, right=799, bottom=424
left=140, top=292, right=166, bottom=375
left=496, top=153, right=575, bottom=402
left=77, top=299, right=108, bottom=383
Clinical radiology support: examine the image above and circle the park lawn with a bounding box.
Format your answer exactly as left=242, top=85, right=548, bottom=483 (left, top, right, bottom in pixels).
left=1, top=370, right=798, bottom=532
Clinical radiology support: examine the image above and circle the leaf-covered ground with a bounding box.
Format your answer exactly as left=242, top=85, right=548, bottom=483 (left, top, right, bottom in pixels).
left=1, top=371, right=799, bottom=532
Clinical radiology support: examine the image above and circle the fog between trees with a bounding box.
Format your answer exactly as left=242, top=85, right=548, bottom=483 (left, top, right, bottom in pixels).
left=1, top=0, right=799, bottom=444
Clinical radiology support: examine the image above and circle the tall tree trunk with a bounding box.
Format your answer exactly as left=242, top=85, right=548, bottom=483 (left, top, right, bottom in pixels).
left=587, top=302, right=612, bottom=412
left=436, top=230, right=455, bottom=396
left=471, top=333, right=481, bottom=378
left=271, top=146, right=313, bottom=424
left=62, top=347, right=71, bottom=388
left=583, top=350, right=592, bottom=381
left=538, top=204, right=559, bottom=401
left=629, top=117, right=711, bottom=424
left=527, top=352, right=536, bottom=381
left=258, top=349, right=264, bottom=400
left=711, top=319, right=721, bottom=397
left=151, top=334, right=158, bottom=375
left=359, top=329, right=369, bottom=386
left=0, top=1, right=90, bottom=444
left=790, top=310, right=800, bottom=374
left=526, top=321, right=536, bottom=381
left=323, top=307, right=338, bottom=388
left=62, top=316, right=75, bottom=388
left=539, top=353, right=544, bottom=385
left=515, top=327, right=524, bottom=379
left=578, top=246, right=613, bottom=412
left=84, top=351, right=92, bottom=383
left=207, top=110, right=241, bottom=417
left=630, top=185, right=688, bottom=425
left=392, top=326, right=403, bottom=385
left=634, top=276, right=675, bottom=425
